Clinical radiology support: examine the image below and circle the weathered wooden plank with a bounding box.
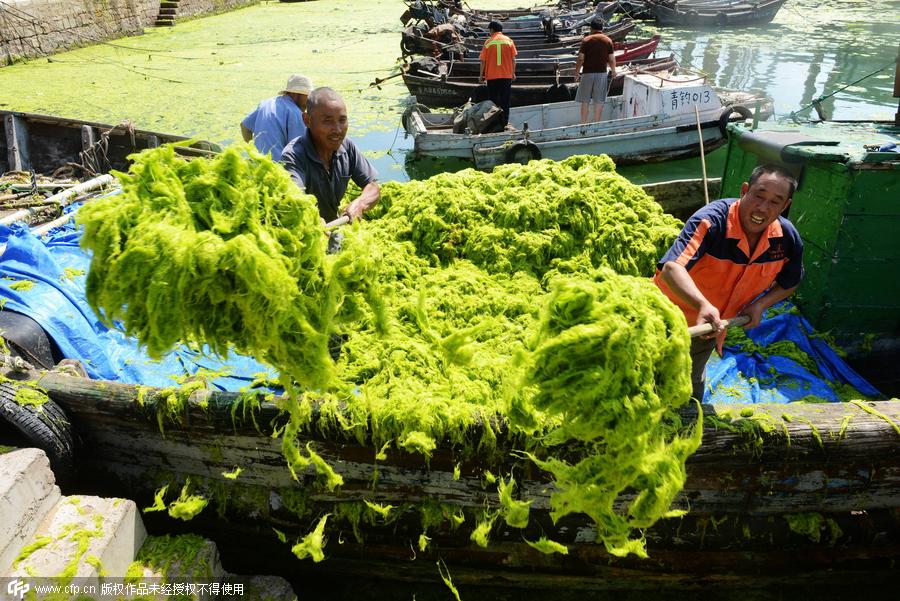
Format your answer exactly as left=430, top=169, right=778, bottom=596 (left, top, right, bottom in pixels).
left=6, top=363, right=899, bottom=585
left=4, top=113, right=31, bottom=171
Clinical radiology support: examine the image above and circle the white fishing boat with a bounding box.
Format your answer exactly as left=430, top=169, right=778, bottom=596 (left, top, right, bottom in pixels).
left=404, top=72, right=768, bottom=169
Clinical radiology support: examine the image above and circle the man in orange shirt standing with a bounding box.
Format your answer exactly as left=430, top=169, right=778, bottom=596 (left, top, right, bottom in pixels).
left=478, top=21, right=517, bottom=127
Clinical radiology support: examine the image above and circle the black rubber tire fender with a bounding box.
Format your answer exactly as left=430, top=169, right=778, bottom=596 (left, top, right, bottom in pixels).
left=718, top=105, right=753, bottom=135
left=402, top=103, right=431, bottom=133
left=505, top=141, right=542, bottom=164
left=0, top=380, right=76, bottom=483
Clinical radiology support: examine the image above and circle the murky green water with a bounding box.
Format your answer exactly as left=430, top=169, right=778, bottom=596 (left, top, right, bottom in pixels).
left=0, top=0, right=896, bottom=183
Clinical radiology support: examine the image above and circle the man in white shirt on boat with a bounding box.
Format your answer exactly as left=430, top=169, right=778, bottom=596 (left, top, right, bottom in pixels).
left=574, top=19, right=617, bottom=124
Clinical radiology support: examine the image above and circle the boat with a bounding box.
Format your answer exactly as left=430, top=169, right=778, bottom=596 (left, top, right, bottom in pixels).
left=406, top=35, right=661, bottom=77
left=401, top=0, right=617, bottom=29
left=458, top=2, right=620, bottom=31
left=0, top=110, right=220, bottom=178
left=403, top=72, right=767, bottom=169
left=644, top=0, right=789, bottom=27
left=398, top=18, right=635, bottom=58
left=0, top=116, right=898, bottom=595
left=402, top=54, right=678, bottom=108
left=442, top=0, right=605, bottom=20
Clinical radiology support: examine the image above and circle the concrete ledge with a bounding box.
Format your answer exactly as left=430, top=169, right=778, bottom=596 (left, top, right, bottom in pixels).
left=7, top=494, right=147, bottom=580
left=0, top=448, right=61, bottom=574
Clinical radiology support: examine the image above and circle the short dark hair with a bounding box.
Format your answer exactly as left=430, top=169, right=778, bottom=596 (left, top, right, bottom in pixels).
left=306, top=87, right=343, bottom=116
left=748, top=164, right=799, bottom=198
left=488, top=20, right=502, bottom=32
left=589, top=18, right=604, bottom=31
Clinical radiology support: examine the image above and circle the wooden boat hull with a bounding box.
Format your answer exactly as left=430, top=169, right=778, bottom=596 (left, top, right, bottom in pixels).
left=399, top=19, right=634, bottom=57
left=407, top=100, right=732, bottom=168
left=408, top=35, right=659, bottom=76
left=646, top=0, right=788, bottom=26
left=20, top=363, right=900, bottom=591
left=0, top=110, right=220, bottom=177
left=403, top=55, right=676, bottom=108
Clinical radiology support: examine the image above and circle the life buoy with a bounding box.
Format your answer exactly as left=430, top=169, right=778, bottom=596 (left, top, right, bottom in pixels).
left=505, top=141, right=542, bottom=164
left=402, top=103, right=431, bottom=133
left=0, top=380, right=76, bottom=484
left=718, top=105, right=753, bottom=135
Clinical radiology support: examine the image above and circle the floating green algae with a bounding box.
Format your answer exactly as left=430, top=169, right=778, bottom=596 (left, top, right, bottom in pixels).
left=77, top=143, right=383, bottom=391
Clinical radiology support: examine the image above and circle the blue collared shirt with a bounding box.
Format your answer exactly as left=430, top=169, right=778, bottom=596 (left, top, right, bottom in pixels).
left=280, top=134, right=378, bottom=222
left=241, top=94, right=305, bottom=161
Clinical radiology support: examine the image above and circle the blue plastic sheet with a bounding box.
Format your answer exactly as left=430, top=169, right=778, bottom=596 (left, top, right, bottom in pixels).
left=704, top=301, right=881, bottom=404
left=0, top=198, right=277, bottom=391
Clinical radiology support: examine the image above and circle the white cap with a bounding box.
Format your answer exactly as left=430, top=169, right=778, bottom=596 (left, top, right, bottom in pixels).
left=280, top=74, right=313, bottom=96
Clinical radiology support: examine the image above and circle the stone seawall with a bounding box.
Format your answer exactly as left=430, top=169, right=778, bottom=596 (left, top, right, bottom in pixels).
left=0, top=0, right=259, bottom=67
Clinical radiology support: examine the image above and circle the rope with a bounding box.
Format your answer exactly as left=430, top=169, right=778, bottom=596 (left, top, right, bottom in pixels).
left=79, top=121, right=137, bottom=177
left=789, top=61, right=895, bottom=122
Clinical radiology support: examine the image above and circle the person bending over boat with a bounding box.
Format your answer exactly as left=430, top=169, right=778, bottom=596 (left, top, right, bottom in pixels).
left=280, top=87, right=380, bottom=223
left=241, top=74, right=312, bottom=162
left=574, top=18, right=616, bottom=124
left=478, top=21, right=517, bottom=127
left=654, top=165, right=804, bottom=401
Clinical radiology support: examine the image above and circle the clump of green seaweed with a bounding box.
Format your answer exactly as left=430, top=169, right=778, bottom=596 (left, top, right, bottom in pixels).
left=514, top=268, right=701, bottom=557
left=77, top=143, right=384, bottom=391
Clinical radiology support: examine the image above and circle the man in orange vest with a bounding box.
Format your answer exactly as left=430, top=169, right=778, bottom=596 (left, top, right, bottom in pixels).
left=654, top=165, right=804, bottom=400
left=478, top=21, right=517, bottom=127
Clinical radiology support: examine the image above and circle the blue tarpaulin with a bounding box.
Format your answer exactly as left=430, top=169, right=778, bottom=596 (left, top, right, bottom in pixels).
left=704, top=301, right=881, bottom=404
left=0, top=199, right=277, bottom=391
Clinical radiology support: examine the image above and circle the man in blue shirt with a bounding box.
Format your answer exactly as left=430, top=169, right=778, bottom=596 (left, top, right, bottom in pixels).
left=281, top=87, right=380, bottom=223
left=241, top=74, right=312, bottom=161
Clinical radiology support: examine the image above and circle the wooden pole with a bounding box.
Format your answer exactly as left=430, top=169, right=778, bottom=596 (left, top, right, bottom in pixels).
left=688, top=315, right=750, bottom=338
left=694, top=105, right=710, bottom=205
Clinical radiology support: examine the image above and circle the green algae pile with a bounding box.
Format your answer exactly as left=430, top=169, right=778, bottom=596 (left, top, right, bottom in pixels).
left=367, top=155, right=683, bottom=278
left=77, top=143, right=383, bottom=390
left=78, top=147, right=696, bottom=558
left=516, top=267, right=699, bottom=556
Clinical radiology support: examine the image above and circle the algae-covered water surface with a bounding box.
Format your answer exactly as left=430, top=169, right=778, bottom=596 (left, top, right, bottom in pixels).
left=0, top=0, right=896, bottom=183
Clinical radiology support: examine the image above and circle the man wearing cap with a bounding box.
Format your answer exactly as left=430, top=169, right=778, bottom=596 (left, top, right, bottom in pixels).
left=574, top=19, right=616, bottom=124
left=478, top=21, right=517, bottom=127
left=281, top=87, right=380, bottom=224
left=240, top=74, right=312, bottom=161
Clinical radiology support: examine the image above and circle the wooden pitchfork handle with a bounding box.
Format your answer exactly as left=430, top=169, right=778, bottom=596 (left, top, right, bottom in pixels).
left=688, top=315, right=750, bottom=339
left=325, top=215, right=351, bottom=229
